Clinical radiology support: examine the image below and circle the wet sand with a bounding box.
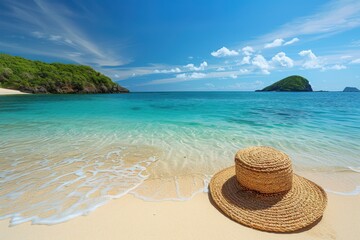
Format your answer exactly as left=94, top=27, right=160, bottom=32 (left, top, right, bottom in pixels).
left=1, top=192, right=359, bottom=240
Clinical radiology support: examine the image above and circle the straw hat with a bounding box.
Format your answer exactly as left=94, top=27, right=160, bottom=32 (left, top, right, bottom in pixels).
left=209, top=146, right=327, bottom=232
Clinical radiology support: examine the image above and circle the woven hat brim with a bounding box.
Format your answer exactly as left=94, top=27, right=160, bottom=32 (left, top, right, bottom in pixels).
left=209, top=167, right=327, bottom=232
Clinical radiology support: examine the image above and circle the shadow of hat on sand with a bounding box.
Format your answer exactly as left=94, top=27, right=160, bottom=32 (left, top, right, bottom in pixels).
left=209, top=146, right=327, bottom=233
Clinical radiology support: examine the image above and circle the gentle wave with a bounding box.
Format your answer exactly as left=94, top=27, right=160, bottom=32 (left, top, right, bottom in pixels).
left=1, top=92, right=360, bottom=225
left=0, top=140, right=159, bottom=226
left=325, top=186, right=360, bottom=196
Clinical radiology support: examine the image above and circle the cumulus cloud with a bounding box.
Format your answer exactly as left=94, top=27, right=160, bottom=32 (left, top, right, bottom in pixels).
left=240, top=46, right=254, bottom=65
left=299, top=49, right=323, bottom=69
left=271, top=52, right=294, bottom=68
left=264, top=38, right=284, bottom=48
left=241, top=56, right=251, bottom=65
left=252, top=55, right=271, bottom=74
left=211, top=47, right=239, bottom=57
left=184, top=61, right=208, bottom=71
left=242, top=46, right=254, bottom=56
left=284, top=37, right=300, bottom=46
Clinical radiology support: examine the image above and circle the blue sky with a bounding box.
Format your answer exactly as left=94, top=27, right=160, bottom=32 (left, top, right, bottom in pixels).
left=1, top=0, right=360, bottom=91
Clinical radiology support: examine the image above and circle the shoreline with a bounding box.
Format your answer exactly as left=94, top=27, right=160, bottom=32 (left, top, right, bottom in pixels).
left=0, top=87, right=28, bottom=95
left=1, top=192, right=359, bottom=240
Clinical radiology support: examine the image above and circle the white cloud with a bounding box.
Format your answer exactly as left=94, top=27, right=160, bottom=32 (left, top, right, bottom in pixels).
left=241, top=56, right=251, bottom=65
left=263, top=38, right=299, bottom=48
left=32, top=32, right=75, bottom=46
left=229, top=74, right=238, bottom=79
left=65, top=39, right=73, bottom=44
left=103, top=64, right=183, bottom=80
left=271, top=52, right=294, bottom=68
left=252, top=55, right=271, bottom=74
left=211, top=47, right=239, bottom=57
left=184, top=61, right=208, bottom=71
left=176, top=72, right=206, bottom=79
left=190, top=72, right=206, bottom=79
left=299, top=50, right=323, bottom=69
left=239, top=68, right=250, bottom=74
left=341, top=55, right=352, bottom=59
left=205, top=83, right=215, bottom=88
left=216, top=67, right=225, bottom=71
left=264, top=38, right=284, bottom=48
left=32, top=31, right=46, bottom=38
left=350, top=58, right=360, bottom=64
left=284, top=37, right=300, bottom=46
left=327, top=64, right=347, bottom=70
left=154, top=68, right=181, bottom=74
left=3, top=0, right=127, bottom=67
left=200, top=61, right=208, bottom=68
left=240, top=46, right=254, bottom=65
left=242, top=46, right=254, bottom=56
left=49, top=35, right=62, bottom=41
left=259, top=1, right=360, bottom=42
left=176, top=73, right=186, bottom=78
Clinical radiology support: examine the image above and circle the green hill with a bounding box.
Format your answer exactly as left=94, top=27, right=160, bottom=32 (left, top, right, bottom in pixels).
left=257, top=75, right=313, bottom=92
left=343, top=87, right=360, bottom=92
left=0, top=53, right=129, bottom=94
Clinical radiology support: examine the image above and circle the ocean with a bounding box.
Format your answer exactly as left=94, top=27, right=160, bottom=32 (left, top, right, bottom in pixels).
left=1, top=92, right=359, bottom=225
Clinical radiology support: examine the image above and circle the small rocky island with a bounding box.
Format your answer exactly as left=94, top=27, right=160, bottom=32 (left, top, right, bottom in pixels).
left=0, top=53, right=129, bottom=94
left=343, top=87, right=360, bottom=92
left=256, top=75, right=313, bottom=92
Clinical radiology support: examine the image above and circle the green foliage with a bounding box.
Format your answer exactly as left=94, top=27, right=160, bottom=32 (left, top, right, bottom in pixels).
left=0, top=53, right=129, bottom=94
left=261, top=75, right=313, bottom=92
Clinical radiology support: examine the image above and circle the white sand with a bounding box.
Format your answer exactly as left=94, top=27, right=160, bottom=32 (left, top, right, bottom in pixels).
left=1, top=193, right=359, bottom=240
left=0, top=87, right=28, bottom=95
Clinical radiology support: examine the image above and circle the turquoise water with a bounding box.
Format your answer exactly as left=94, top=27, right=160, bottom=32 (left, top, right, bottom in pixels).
left=1, top=92, right=360, bottom=225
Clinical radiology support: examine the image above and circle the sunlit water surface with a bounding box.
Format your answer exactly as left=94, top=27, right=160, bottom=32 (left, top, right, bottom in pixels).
left=1, top=92, right=359, bottom=225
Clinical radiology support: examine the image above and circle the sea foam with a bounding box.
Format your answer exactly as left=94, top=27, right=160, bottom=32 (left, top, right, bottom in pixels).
left=0, top=140, right=159, bottom=226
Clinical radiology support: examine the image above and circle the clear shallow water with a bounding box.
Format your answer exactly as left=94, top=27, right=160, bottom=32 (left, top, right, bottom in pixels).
left=1, top=92, right=360, bottom=225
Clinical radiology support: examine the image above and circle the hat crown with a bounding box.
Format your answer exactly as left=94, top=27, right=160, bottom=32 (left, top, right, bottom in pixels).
left=235, top=146, right=293, bottom=193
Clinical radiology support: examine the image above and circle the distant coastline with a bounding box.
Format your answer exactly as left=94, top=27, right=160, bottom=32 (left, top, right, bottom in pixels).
left=0, top=53, right=129, bottom=94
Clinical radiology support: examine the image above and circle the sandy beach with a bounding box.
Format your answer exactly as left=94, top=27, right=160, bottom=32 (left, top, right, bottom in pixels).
left=1, top=192, right=359, bottom=240
left=0, top=87, right=28, bottom=95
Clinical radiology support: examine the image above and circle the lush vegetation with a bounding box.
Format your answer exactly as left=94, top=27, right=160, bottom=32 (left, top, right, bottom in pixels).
left=258, top=75, right=313, bottom=92
left=0, top=53, right=128, bottom=94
